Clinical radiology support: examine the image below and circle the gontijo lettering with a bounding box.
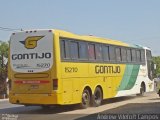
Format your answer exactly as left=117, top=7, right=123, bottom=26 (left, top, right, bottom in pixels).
left=95, top=65, right=121, bottom=74
left=12, top=52, right=51, bottom=60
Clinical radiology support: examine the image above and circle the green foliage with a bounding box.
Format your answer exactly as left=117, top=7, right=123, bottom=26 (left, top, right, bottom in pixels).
left=153, top=56, right=160, bottom=77
left=0, top=41, right=9, bottom=94
left=0, top=41, right=9, bottom=72
left=0, top=41, right=9, bottom=58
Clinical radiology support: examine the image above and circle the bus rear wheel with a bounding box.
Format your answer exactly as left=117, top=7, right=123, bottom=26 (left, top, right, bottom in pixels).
left=80, top=89, right=91, bottom=109
left=41, top=105, right=50, bottom=109
left=92, top=87, right=103, bottom=107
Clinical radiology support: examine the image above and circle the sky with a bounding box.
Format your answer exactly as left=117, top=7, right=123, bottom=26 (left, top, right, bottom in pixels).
left=0, top=0, right=160, bottom=56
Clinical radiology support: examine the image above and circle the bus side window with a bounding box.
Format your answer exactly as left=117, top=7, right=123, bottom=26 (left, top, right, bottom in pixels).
left=115, top=47, right=121, bottom=62
left=88, top=43, right=96, bottom=60
left=141, top=50, right=145, bottom=63
left=131, top=49, right=136, bottom=62
left=79, top=42, right=88, bottom=60
left=103, top=45, right=110, bottom=62
left=121, top=48, right=127, bottom=62
left=60, top=40, right=70, bottom=60
left=109, top=46, right=116, bottom=62
left=70, top=41, right=79, bottom=60
left=136, top=50, right=141, bottom=62
left=127, top=49, right=132, bottom=62
left=95, top=44, right=102, bottom=61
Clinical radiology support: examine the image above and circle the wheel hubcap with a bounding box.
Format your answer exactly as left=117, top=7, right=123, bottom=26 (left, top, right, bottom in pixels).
left=95, top=91, right=101, bottom=103
left=82, top=92, right=89, bottom=105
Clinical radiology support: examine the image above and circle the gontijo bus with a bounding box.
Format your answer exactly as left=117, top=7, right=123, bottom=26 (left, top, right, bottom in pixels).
left=8, top=29, right=154, bottom=108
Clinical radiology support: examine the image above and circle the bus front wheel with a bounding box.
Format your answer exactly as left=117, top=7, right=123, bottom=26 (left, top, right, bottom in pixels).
left=92, top=87, right=103, bottom=107
left=80, top=89, right=91, bottom=109
left=158, top=90, right=160, bottom=97
left=137, top=83, right=145, bottom=96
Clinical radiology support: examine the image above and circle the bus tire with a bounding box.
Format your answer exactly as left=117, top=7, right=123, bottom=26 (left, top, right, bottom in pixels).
left=137, top=83, right=145, bottom=96
left=92, top=87, right=103, bottom=107
left=80, top=89, right=91, bottom=109
left=41, top=105, right=50, bottom=109
left=24, top=105, right=30, bottom=107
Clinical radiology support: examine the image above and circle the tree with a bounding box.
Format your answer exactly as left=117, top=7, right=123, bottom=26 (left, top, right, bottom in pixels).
left=0, top=41, right=8, bottom=73
left=152, top=56, right=160, bottom=78
left=0, top=41, right=9, bottom=58
left=0, top=41, right=9, bottom=97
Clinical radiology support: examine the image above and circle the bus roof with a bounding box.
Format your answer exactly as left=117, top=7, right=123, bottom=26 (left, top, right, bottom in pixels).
left=12, top=29, right=147, bottom=49
left=55, top=29, right=146, bottom=49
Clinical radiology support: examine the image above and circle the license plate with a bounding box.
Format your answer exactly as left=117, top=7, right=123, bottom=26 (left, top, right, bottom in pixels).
left=30, top=85, right=39, bottom=89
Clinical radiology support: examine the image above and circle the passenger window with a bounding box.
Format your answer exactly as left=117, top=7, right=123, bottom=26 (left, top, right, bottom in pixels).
left=70, top=41, right=78, bottom=60
left=136, top=50, right=141, bottom=62
left=61, top=40, right=65, bottom=58
left=131, top=49, right=136, bottom=62
left=121, top=48, right=127, bottom=62
left=88, top=44, right=96, bottom=60
left=60, top=40, right=70, bottom=59
left=103, top=46, right=109, bottom=61
left=141, top=50, right=145, bottom=63
left=127, top=49, right=132, bottom=62
left=79, top=42, right=88, bottom=60
left=109, top=46, right=116, bottom=61
left=95, top=44, right=102, bottom=61
left=116, top=48, right=121, bottom=62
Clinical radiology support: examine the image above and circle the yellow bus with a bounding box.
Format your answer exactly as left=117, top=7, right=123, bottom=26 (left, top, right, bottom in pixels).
left=8, top=29, right=154, bottom=108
